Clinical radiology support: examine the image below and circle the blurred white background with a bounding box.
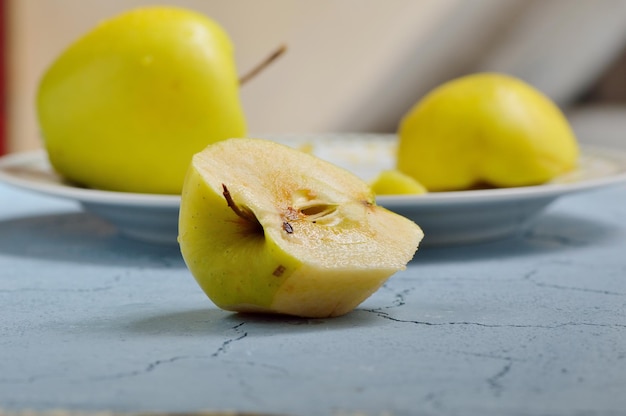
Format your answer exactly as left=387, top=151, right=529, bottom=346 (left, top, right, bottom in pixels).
left=5, top=0, right=626, bottom=152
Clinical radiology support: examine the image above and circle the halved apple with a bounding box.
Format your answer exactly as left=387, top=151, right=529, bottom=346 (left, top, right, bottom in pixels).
left=178, top=138, right=423, bottom=318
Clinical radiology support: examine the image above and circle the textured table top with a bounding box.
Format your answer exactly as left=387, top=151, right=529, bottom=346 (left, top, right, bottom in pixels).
left=1, top=182, right=625, bottom=416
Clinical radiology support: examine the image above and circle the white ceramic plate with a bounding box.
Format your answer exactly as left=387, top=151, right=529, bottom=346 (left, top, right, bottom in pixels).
left=0, top=149, right=180, bottom=244
left=1, top=134, right=625, bottom=246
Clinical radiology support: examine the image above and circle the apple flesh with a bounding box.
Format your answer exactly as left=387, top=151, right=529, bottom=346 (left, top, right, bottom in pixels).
left=37, top=7, right=246, bottom=194
left=178, top=138, right=424, bottom=318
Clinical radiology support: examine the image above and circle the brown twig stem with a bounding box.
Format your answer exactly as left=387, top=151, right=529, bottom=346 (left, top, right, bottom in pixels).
left=238, top=44, right=287, bottom=86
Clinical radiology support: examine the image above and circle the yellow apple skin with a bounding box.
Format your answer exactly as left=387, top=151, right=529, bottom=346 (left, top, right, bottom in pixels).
left=397, top=73, right=579, bottom=191
left=37, top=7, right=246, bottom=194
left=178, top=138, right=423, bottom=318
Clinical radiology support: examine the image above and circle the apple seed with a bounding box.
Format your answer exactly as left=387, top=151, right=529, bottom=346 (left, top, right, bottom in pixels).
left=282, top=221, right=294, bottom=234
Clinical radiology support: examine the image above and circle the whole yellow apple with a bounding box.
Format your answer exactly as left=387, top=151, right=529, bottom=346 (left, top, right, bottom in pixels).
left=397, top=73, right=579, bottom=191
left=37, top=6, right=246, bottom=194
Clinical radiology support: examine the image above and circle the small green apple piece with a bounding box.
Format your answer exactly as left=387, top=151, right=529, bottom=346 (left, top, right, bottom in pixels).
left=371, top=169, right=428, bottom=195
left=37, top=7, right=246, bottom=194
left=178, top=138, right=424, bottom=318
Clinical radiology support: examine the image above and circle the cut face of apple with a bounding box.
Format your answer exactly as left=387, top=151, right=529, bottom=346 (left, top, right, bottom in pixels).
left=178, top=138, right=423, bottom=318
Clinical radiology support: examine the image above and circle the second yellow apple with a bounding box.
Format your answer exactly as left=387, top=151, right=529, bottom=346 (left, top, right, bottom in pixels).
left=37, top=6, right=246, bottom=194
left=397, top=73, right=579, bottom=191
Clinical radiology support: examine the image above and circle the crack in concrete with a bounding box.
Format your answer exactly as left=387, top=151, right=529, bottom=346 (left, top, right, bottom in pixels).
left=455, top=351, right=524, bottom=363
left=375, top=285, right=416, bottom=310
left=486, top=358, right=513, bottom=396
left=2, top=324, right=252, bottom=385
left=391, top=288, right=413, bottom=307
left=211, top=322, right=248, bottom=358
left=366, top=309, right=626, bottom=329
left=87, top=355, right=191, bottom=381
left=0, top=286, right=113, bottom=294
left=523, top=270, right=625, bottom=296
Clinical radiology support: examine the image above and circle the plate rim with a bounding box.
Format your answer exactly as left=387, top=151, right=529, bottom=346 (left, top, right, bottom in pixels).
left=1, top=139, right=625, bottom=209
left=377, top=143, right=626, bottom=206
left=0, top=149, right=181, bottom=208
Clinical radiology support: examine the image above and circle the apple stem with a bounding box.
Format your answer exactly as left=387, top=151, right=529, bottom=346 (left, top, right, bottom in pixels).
left=222, top=184, right=260, bottom=226
left=238, top=44, right=287, bottom=86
